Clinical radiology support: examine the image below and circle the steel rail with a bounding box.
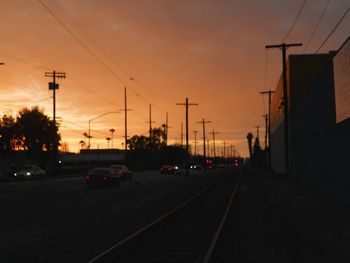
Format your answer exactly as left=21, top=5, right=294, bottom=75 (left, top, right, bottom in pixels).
left=86, top=170, right=240, bottom=263
left=203, top=170, right=243, bottom=262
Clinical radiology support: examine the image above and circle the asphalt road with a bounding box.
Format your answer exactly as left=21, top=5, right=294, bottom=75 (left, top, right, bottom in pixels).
left=0, top=169, right=229, bottom=263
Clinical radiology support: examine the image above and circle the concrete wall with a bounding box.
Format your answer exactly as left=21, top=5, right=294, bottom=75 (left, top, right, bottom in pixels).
left=291, top=61, right=350, bottom=203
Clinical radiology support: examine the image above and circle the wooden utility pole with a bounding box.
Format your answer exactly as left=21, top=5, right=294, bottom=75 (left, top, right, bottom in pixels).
left=197, top=119, right=211, bottom=171
left=45, top=71, right=65, bottom=129
left=209, top=130, right=220, bottom=159
left=45, top=70, right=65, bottom=174
left=193, top=130, right=198, bottom=156
left=263, top=114, right=268, bottom=149
left=180, top=122, right=184, bottom=147
left=265, top=43, right=302, bottom=175
left=260, top=90, right=275, bottom=169
left=176, top=98, right=198, bottom=175
left=147, top=104, right=155, bottom=144
left=165, top=112, right=169, bottom=145
left=223, top=140, right=226, bottom=158
left=120, top=86, right=132, bottom=151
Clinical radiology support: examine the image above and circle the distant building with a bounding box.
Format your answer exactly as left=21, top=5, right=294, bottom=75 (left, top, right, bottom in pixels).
left=270, top=36, right=350, bottom=203
left=58, top=149, right=125, bottom=170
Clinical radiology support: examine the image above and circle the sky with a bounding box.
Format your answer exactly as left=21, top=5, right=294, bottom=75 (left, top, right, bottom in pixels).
left=0, top=0, right=349, bottom=156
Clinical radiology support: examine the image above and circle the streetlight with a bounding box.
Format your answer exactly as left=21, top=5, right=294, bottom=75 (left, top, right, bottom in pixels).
left=88, top=111, right=119, bottom=149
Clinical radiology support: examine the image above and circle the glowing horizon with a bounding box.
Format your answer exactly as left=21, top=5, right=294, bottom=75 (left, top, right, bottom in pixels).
left=0, top=0, right=349, bottom=156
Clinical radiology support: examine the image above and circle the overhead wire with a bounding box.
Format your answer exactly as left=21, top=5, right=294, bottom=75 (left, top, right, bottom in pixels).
left=37, top=0, right=178, bottom=116
left=50, top=1, right=180, bottom=107
left=303, top=0, right=330, bottom=53
left=315, top=6, right=350, bottom=53
left=36, top=0, right=127, bottom=86
left=49, top=0, right=183, bottom=121
left=282, top=0, right=308, bottom=42
left=35, top=0, right=243, bottom=147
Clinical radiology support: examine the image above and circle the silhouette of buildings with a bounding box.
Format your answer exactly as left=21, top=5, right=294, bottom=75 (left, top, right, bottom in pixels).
left=270, top=36, right=350, bottom=203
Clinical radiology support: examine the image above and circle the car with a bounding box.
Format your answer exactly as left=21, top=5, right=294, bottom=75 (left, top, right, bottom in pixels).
left=160, top=165, right=179, bottom=174
left=109, top=165, right=133, bottom=180
left=85, top=168, right=120, bottom=188
left=14, top=165, right=46, bottom=180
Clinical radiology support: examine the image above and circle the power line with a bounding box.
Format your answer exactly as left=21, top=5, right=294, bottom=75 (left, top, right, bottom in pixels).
left=303, top=0, right=330, bottom=53
left=37, top=0, right=177, bottom=117
left=69, top=78, right=122, bottom=108
left=282, top=0, right=308, bottom=42
left=37, top=0, right=126, bottom=86
left=315, top=6, right=350, bottom=53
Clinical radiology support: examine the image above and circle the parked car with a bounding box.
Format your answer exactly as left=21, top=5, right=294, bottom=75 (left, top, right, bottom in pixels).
left=109, top=165, right=133, bottom=180
left=85, top=168, right=120, bottom=188
left=160, top=165, right=179, bottom=175
left=14, top=165, right=46, bottom=180
left=1, top=166, right=18, bottom=182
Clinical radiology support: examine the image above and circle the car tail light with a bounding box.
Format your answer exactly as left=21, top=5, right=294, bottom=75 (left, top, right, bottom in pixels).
left=103, top=176, right=108, bottom=180
left=85, top=175, right=91, bottom=180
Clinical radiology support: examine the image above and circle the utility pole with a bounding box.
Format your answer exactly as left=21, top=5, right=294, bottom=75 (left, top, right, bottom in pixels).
left=177, top=98, right=198, bottom=175
left=207, top=139, right=210, bottom=158
left=193, top=130, right=198, bottom=156
left=147, top=104, right=155, bottom=144
left=263, top=114, right=268, bottom=149
left=260, top=90, right=275, bottom=169
left=266, top=43, right=302, bottom=175
left=45, top=70, right=65, bottom=174
left=197, top=119, right=211, bottom=171
left=209, top=130, right=220, bottom=159
left=180, top=122, right=184, bottom=147
left=223, top=140, right=226, bottom=159
left=119, top=86, right=132, bottom=151
left=45, top=71, right=66, bottom=130
left=165, top=112, right=169, bottom=145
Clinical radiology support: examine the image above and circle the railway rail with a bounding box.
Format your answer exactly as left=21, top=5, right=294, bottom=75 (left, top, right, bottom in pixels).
left=87, top=168, right=242, bottom=263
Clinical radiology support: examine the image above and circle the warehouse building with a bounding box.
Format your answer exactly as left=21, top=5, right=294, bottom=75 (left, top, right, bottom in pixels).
left=270, top=37, right=350, bottom=202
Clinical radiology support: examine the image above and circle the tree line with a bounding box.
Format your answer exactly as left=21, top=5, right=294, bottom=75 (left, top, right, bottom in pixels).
left=0, top=106, right=60, bottom=161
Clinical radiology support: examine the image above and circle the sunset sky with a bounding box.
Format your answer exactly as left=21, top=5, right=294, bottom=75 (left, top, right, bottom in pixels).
left=0, top=0, right=349, bottom=156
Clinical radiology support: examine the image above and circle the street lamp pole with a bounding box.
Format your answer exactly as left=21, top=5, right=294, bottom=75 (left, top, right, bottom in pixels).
left=88, top=111, right=119, bottom=149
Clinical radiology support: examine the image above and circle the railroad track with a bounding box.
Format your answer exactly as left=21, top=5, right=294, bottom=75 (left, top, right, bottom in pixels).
left=87, top=169, right=242, bottom=263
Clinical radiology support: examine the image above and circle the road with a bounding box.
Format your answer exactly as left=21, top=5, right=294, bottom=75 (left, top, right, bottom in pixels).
left=0, top=169, right=229, bottom=263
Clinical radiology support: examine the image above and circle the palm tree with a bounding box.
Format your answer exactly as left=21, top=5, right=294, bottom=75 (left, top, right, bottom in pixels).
left=106, top=137, right=111, bottom=149
left=109, top=128, right=115, bottom=149
left=83, top=132, right=92, bottom=149
left=79, top=140, right=85, bottom=150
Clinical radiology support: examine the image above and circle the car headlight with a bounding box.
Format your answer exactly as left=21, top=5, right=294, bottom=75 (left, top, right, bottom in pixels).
left=26, top=172, right=31, bottom=176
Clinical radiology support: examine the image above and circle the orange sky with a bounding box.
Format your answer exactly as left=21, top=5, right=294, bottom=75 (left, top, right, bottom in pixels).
left=0, top=0, right=349, bottom=156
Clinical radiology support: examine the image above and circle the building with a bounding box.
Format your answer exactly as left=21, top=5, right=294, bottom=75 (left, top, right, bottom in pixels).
left=270, top=36, right=350, bottom=202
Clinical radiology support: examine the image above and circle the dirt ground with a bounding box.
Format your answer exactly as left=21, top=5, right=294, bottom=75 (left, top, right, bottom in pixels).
left=211, top=167, right=350, bottom=263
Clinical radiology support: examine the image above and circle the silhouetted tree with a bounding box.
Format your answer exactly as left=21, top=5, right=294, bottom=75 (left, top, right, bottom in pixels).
left=79, top=140, right=85, bottom=150
left=149, top=127, right=166, bottom=149
left=109, top=128, right=115, bottom=148
left=16, top=106, right=60, bottom=157
left=0, top=115, right=17, bottom=155
left=252, top=137, right=265, bottom=168
left=246, top=132, right=253, bottom=159
left=128, top=135, right=149, bottom=150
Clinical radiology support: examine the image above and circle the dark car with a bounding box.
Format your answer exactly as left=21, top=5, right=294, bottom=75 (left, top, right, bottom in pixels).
left=14, top=165, right=46, bottom=180
left=109, top=165, right=133, bottom=180
left=160, top=165, right=178, bottom=175
left=85, top=168, right=120, bottom=188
